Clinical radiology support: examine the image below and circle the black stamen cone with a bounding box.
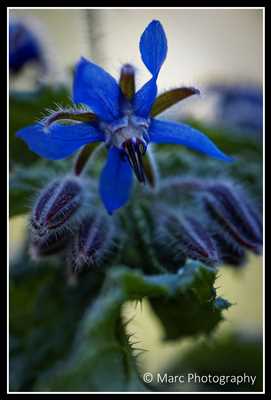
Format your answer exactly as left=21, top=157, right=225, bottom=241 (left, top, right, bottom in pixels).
left=123, top=139, right=145, bottom=183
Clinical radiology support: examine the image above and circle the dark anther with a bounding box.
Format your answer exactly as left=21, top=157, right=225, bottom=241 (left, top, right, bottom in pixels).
left=123, top=139, right=146, bottom=183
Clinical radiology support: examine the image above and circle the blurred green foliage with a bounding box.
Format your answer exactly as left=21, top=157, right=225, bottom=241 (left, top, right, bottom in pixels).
left=159, top=331, right=262, bottom=392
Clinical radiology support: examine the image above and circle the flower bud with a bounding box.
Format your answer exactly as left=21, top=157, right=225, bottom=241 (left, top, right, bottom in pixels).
left=30, top=175, right=85, bottom=258
left=30, top=229, right=69, bottom=258
left=70, top=214, right=116, bottom=272
left=203, top=182, right=262, bottom=254
left=154, top=211, right=219, bottom=269
left=213, top=232, right=247, bottom=268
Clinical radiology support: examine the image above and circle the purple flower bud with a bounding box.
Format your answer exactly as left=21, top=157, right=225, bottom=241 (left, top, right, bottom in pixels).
left=30, top=229, right=69, bottom=259
left=186, top=216, right=219, bottom=264
left=213, top=232, right=247, bottom=268
left=70, top=214, right=116, bottom=272
left=30, top=175, right=85, bottom=258
left=154, top=211, right=219, bottom=269
left=203, top=182, right=262, bottom=254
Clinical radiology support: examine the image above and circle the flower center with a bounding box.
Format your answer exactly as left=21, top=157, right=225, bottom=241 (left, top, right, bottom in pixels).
left=99, top=115, right=150, bottom=183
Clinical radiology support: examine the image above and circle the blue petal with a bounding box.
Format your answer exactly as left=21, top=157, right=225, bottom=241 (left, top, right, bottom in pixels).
left=99, top=147, right=133, bottom=214
left=139, top=20, right=168, bottom=77
left=73, top=57, right=121, bottom=122
left=133, top=77, right=157, bottom=118
left=149, top=119, right=234, bottom=162
left=133, top=21, right=167, bottom=118
left=16, top=122, right=104, bottom=160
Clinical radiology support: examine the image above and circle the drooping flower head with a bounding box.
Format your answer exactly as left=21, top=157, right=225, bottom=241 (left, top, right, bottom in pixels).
left=17, top=20, right=233, bottom=214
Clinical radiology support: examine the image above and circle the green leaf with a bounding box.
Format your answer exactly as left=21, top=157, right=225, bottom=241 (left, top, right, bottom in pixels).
left=149, top=260, right=231, bottom=340
left=34, top=261, right=230, bottom=391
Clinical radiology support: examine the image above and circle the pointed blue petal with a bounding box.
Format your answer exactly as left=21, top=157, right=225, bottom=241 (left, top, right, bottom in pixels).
left=16, top=122, right=104, bottom=160
left=133, top=20, right=168, bottom=118
left=149, top=119, right=234, bottom=162
left=133, top=77, right=157, bottom=118
left=99, top=147, right=133, bottom=214
left=139, top=20, right=168, bottom=77
left=73, top=57, right=121, bottom=122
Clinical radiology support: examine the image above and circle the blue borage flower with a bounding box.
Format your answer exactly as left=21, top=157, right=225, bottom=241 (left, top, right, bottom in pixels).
left=17, top=20, right=233, bottom=214
left=9, top=19, right=44, bottom=74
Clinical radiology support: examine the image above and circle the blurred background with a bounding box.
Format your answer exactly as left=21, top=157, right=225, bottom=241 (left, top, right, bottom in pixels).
left=10, top=8, right=263, bottom=84
left=9, top=8, right=263, bottom=392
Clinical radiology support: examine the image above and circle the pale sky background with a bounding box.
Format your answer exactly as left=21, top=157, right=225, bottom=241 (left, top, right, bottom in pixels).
left=10, top=8, right=263, bottom=91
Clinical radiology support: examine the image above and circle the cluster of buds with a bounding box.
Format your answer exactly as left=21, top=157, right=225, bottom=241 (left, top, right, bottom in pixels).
left=29, top=169, right=262, bottom=274
left=29, top=174, right=117, bottom=272
left=152, top=179, right=262, bottom=269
